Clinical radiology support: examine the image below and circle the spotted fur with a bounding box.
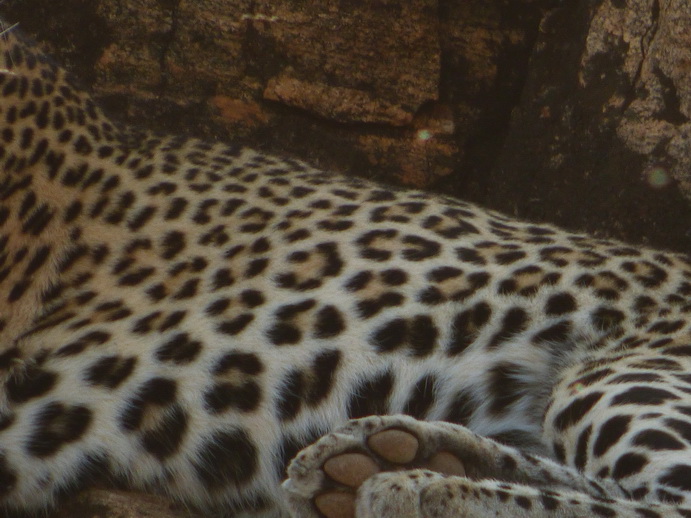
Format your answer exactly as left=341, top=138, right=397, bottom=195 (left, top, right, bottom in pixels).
left=0, top=17, right=690, bottom=518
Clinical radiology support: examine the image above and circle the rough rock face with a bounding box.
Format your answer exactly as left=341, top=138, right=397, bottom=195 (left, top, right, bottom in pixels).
left=492, top=0, right=691, bottom=251
left=1, top=0, right=551, bottom=191
left=4, top=0, right=690, bottom=254
left=95, top=1, right=440, bottom=125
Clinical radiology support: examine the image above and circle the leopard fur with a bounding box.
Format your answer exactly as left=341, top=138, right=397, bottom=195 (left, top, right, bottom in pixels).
left=0, top=16, right=690, bottom=518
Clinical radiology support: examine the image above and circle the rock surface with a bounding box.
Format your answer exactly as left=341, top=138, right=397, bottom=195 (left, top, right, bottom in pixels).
left=492, top=0, right=691, bottom=250
left=4, top=0, right=690, bottom=253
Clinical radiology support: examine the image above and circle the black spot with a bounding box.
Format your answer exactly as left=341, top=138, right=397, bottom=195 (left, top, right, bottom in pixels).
left=0, top=413, right=14, bottom=432
left=409, top=315, right=437, bottom=357
left=56, top=330, right=111, bottom=356
left=590, top=504, right=616, bottom=518
left=204, top=381, right=262, bottom=413
left=514, top=495, right=532, bottom=510
left=213, top=352, right=263, bottom=375
left=553, top=392, right=603, bottom=431
left=193, top=429, right=257, bottom=488
left=159, top=310, right=187, bottom=331
left=267, top=322, right=302, bottom=345
left=206, top=298, right=230, bottom=316
left=545, top=293, right=577, bottom=315
left=7, top=366, right=57, bottom=403
left=357, top=229, right=397, bottom=261
left=276, top=370, right=304, bottom=421
left=347, top=371, right=393, bottom=418
left=344, top=271, right=372, bottom=291
left=22, top=204, right=54, bottom=236
left=318, top=219, right=353, bottom=231
left=612, top=452, right=648, bottom=480
left=531, top=320, right=571, bottom=345
left=495, top=490, right=510, bottom=502
left=648, top=320, right=685, bottom=334
left=212, top=268, right=234, bottom=290
left=85, top=355, right=137, bottom=388
left=275, top=350, right=341, bottom=420
left=241, top=289, right=265, bottom=307
left=155, top=333, right=202, bottom=364
left=591, top=307, right=625, bottom=329
left=370, top=318, right=408, bottom=352
left=128, top=206, right=156, bottom=231
left=275, top=299, right=316, bottom=319
left=553, top=442, right=566, bottom=463
left=574, top=425, right=592, bottom=470
left=290, top=186, right=315, bottom=198
left=593, top=415, right=632, bottom=457
left=633, top=507, right=661, bottom=518
left=313, top=305, right=345, bottom=338
left=381, top=268, right=408, bottom=285
left=540, top=492, right=559, bottom=511
left=657, top=488, right=684, bottom=503
left=664, top=418, right=691, bottom=443
left=118, top=266, right=156, bottom=286
left=307, top=349, right=342, bottom=404
left=496, top=251, right=526, bottom=265
left=444, top=389, right=475, bottom=425
left=357, top=292, right=406, bottom=319
left=285, top=228, right=311, bottom=242
left=141, top=404, right=188, bottom=459
left=609, top=372, right=663, bottom=383
left=120, top=378, right=177, bottom=431
left=161, top=230, right=185, bottom=259
left=610, top=386, right=679, bottom=406
left=0, top=455, right=17, bottom=497
left=427, top=266, right=463, bottom=283
left=8, top=280, right=30, bottom=302
left=401, top=235, right=441, bottom=261
left=487, top=307, right=528, bottom=348
left=244, top=258, right=268, bottom=278
left=58, top=246, right=89, bottom=273
left=674, top=406, right=691, bottom=417
left=488, top=363, right=527, bottom=415
left=632, top=429, right=684, bottom=451
left=23, top=244, right=51, bottom=276
left=456, top=247, right=486, bottom=265
left=403, top=374, right=437, bottom=419
left=217, top=314, right=254, bottom=335
left=165, top=197, right=188, bottom=219
left=173, top=278, right=199, bottom=299
left=660, top=465, right=691, bottom=491
left=630, top=358, right=682, bottom=371
left=418, top=286, right=445, bottom=305
left=501, top=454, right=517, bottom=471
left=575, top=368, right=613, bottom=387
left=666, top=348, right=691, bottom=362
left=447, top=302, right=491, bottom=355
left=26, top=402, right=92, bottom=457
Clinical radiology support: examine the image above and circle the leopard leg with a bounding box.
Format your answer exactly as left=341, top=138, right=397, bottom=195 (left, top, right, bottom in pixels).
left=283, top=414, right=633, bottom=518
left=354, top=470, right=688, bottom=518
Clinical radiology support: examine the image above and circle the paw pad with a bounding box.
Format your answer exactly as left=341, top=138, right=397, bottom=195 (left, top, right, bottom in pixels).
left=323, top=453, right=380, bottom=487
left=426, top=451, right=465, bottom=477
left=315, top=491, right=356, bottom=518
left=367, top=429, right=419, bottom=464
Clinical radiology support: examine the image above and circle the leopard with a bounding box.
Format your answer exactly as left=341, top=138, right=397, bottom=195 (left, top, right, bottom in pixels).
left=0, top=13, right=691, bottom=518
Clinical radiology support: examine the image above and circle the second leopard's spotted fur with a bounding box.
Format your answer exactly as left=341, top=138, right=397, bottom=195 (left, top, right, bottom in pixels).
left=0, top=15, right=690, bottom=518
